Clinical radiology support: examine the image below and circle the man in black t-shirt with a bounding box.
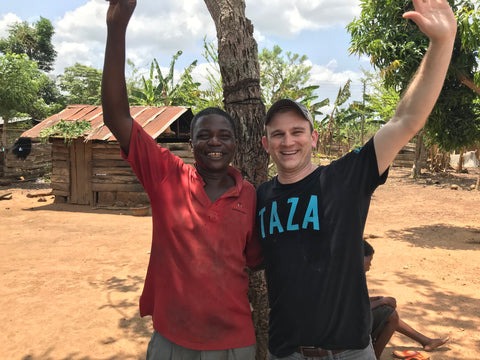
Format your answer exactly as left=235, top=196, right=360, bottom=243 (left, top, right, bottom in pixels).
left=256, top=0, right=457, bottom=358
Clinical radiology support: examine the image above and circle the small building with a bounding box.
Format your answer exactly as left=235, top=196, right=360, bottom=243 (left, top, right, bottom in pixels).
left=21, top=104, right=194, bottom=206
left=1, top=117, right=48, bottom=181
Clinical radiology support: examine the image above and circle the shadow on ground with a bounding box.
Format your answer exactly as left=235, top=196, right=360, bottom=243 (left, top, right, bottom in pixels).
left=98, top=275, right=152, bottom=343
left=22, top=202, right=137, bottom=215
left=385, top=224, right=480, bottom=251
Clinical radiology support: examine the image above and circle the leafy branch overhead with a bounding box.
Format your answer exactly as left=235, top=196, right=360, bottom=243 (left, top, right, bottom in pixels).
left=347, top=0, right=480, bottom=151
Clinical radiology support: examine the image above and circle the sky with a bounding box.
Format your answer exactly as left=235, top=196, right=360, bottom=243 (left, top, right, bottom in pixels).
left=0, top=0, right=374, bottom=111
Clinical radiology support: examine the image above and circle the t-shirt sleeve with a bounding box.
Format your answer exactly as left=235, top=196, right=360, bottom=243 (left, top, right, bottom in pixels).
left=121, top=120, right=183, bottom=193
left=330, top=137, right=389, bottom=195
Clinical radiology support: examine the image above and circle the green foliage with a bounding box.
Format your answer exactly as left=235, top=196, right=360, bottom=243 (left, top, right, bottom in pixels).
left=347, top=0, right=480, bottom=151
left=125, top=59, right=142, bottom=97
left=319, top=80, right=353, bottom=149
left=0, top=17, right=56, bottom=72
left=58, top=63, right=102, bottom=105
left=199, top=42, right=330, bottom=118
left=362, top=70, right=399, bottom=124
left=0, top=53, right=45, bottom=121
left=259, top=45, right=316, bottom=106
left=427, top=81, right=480, bottom=151
left=200, top=38, right=224, bottom=109
left=129, top=51, right=202, bottom=108
left=39, top=119, right=91, bottom=145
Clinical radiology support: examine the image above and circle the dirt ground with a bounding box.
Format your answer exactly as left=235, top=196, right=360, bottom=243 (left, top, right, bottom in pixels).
left=1, top=167, right=479, bottom=360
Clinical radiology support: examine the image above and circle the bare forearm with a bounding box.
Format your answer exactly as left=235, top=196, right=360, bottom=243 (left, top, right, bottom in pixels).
left=392, top=38, right=455, bottom=134
left=373, top=0, right=457, bottom=175
left=101, top=26, right=132, bottom=151
left=374, top=38, right=455, bottom=174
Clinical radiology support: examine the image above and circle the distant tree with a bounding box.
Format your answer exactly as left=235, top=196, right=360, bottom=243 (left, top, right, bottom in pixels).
left=125, top=59, right=142, bottom=98
left=314, top=73, right=392, bottom=153
left=0, top=17, right=56, bottom=72
left=320, top=80, right=352, bottom=153
left=347, top=0, right=480, bottom=159
left=259, top=45, right=318, bottom=106
left=201, top=41, right=329, bottom=118
left=58, top=63, right=103, bottom=105
left=35, top=75, right=66, bottom=118
left=129, top=51, right=202, bottom=108
left=359, top=70, right=399, bottom=125
left=200, top=38, right=224, bottom=109
left=0, top=53, right=47, bottom=149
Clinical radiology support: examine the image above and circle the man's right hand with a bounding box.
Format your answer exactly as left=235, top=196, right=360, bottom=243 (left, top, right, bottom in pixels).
left=106, top=0, right=136, bottom=29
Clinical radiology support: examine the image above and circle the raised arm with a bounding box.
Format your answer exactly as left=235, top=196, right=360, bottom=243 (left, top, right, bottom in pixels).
left=374, top=0, right=457, bottom=175
left=101, top=0, right=136, bottom=154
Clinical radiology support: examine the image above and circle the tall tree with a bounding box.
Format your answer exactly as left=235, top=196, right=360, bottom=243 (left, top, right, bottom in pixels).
left=203, top=1, right=269, bottom=359
left=0, top=17, right=56, bottom=72
left=259, top=45, right=315, bottom=106
left=0, top=53, right=46, bottom=150
left=347, top=0, right=480, bottom=157
left=58, top=63, right=103, bottom=105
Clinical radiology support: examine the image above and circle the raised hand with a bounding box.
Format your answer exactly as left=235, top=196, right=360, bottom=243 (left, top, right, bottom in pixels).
left=106, top=0, right=136, bottom=29
left=403, top=0, right=457, bottom=43
left=102, top=0, right=136, bottom=153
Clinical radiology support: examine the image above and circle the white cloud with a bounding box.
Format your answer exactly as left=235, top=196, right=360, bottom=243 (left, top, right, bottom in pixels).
left=0, top=13, right=22, bottom=38
left=191, top=61, right=221, bottom=90
left=307, top=62, right=364, bottom=113
left=245, top=0, right=360, bottom=37
left=2, top=0, right=367, bottom=108
left=50, top=0, right=215, bottom=74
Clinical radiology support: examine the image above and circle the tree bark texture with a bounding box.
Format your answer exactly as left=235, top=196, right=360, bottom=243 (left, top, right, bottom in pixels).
left=412, top=130, right=425, bottom=178
left=203, top=0, right=269, bottom=187
left=203, top=1, right=269, bottom=359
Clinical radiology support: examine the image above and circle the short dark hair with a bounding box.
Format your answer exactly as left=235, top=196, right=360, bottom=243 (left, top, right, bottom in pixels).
left=190, top=107, right=237, bottom=139
left=364, top=240, right=375, bottom=257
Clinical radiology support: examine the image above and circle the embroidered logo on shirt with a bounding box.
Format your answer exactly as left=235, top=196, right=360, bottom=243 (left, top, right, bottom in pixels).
left=232, top=202, right=247, bottom=215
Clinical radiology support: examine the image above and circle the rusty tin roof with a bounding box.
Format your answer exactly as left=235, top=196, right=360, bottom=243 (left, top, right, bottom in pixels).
left=21, top=104, right=191, bottom=141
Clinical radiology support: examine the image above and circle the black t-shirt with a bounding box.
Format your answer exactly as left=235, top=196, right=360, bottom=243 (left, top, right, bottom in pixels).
left=256, top=138, right=388, bottom=357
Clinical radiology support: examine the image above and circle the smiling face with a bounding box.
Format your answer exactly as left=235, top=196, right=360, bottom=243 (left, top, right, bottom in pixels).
left=262, top=110, right=318, bottom=183
left=190, top=114, right=237, bottom=174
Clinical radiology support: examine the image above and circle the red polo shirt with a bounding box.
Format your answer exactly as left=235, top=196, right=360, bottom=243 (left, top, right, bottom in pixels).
left=122, top=120, right=263, bottom=350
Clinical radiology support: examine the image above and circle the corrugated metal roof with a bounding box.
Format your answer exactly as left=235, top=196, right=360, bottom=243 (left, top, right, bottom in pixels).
left=21, top=104, right=191, bottom=141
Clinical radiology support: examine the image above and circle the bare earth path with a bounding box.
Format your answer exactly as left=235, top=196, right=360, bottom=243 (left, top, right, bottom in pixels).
left=1, top=167, right=479, bottom=360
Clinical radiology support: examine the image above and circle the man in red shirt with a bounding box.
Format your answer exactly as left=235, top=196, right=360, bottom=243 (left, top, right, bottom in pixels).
left=101, top=1, right=263, bottom=358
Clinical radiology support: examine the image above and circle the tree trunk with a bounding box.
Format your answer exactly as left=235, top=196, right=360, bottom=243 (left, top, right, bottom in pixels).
left=203, top=1, right=269, bottom=359
left=0, top=118, right=7, bottom=179
left=456, top=148, right=464, bottom=173
left=1, top=117, right=7, bottom=152
left=411, top=130, right=424, bottom=178
left=1, top=117, right=8, bottom=177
